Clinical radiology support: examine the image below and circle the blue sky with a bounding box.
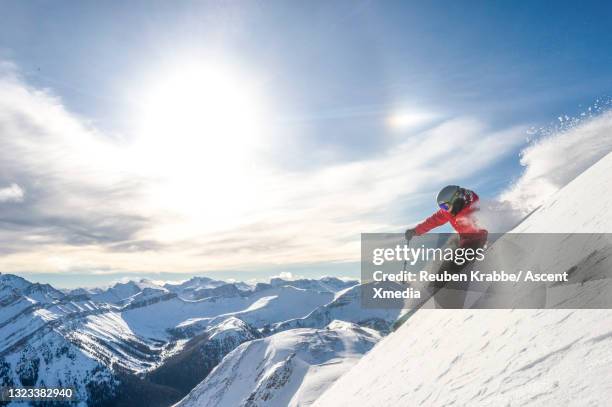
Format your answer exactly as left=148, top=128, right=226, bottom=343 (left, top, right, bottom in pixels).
left=0, top=1, right=611, bottom=287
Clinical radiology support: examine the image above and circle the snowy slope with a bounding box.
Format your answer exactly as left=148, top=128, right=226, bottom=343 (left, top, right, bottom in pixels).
left=146, top=317, right=263, bottom=395
left=175, top=321, right=381, bottom=407
left=314, top=152, right=612, bottom=406
left=1, top=329, right=116, bottom=406
left=0, top=276, right=118, bottom=404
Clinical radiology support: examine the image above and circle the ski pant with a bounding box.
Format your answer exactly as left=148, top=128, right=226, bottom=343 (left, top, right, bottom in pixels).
left=432, top=235, right=487, bottom=308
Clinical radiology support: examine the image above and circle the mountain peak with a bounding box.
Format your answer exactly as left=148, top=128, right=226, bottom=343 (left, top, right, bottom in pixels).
left=0, top=273, right=31, bottom=291
left=176, top=321, right=381, bottom=407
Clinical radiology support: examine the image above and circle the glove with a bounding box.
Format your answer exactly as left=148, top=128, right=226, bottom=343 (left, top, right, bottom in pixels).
left=404, top=228, right=416, bottom=242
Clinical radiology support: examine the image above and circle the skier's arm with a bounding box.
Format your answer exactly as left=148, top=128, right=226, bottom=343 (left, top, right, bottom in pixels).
left=413, top=209, right=449, bottom=235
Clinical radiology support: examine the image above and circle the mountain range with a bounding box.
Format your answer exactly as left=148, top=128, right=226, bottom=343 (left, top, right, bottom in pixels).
left=0, top=273, right=381, bottom=406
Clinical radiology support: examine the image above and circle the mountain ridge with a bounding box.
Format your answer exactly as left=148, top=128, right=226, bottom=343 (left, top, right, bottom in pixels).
left=0, top=273, right=360, bottom=406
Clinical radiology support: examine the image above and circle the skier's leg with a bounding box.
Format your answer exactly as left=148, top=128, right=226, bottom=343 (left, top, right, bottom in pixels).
left=433, top=237, right=486, bottom=308
left=433, top=260, right=470, bottom=308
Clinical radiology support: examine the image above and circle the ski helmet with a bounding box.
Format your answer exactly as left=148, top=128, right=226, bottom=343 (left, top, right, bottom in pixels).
left=436, top=185, right=461, bottom=210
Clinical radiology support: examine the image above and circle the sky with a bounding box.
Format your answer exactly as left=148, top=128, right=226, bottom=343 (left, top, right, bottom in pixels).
left=0, top=1, right=611, bottom=287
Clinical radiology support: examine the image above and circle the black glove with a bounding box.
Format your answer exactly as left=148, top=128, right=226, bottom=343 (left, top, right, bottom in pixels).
left=404, top=228, right=416, bottom=242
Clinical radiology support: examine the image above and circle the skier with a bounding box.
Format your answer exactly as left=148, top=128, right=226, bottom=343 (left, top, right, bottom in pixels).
left=405, top=185, right=488, bottom=307
left=404, top=185, right=487, bottom=249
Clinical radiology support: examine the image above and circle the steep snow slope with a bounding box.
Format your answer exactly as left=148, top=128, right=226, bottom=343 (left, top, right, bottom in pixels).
left=0, top=279, right=115, bottom=358
left=1, top=329, right=116, bottom=405
left=0, top=275, right=119, bottom=404
left=175, top=321, right=381, bottom=407
left=315, top=152, right=612, bottom=406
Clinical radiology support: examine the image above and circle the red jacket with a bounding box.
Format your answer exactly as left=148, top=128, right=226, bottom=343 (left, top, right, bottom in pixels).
left=414, top=192, right=487, bottom=246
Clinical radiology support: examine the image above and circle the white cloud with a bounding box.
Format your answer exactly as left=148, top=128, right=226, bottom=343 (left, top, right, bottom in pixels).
left=0, top=183, right=24, bottom=202
left=274, top=272, right=294, bottom=280
left=0, top=63, right=527, bottom=274
left=269, top=271, right=303, bottom=281
left=191, top=117, right=526, bottom=267
left=501, top=111, right=612, bottom=213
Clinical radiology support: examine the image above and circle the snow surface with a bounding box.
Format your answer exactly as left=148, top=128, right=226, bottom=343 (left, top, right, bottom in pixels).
left=314, top=152, right=612, bottom=406
left=175, top=321, right=381, bottom=407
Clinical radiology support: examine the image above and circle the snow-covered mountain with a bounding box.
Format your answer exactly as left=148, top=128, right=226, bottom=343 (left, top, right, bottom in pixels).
left=0, top=274, right=120, bottom=405
left=90, top=279, right=171, bottom=306
left=125, top=284, right=336, bottom=339
left=163, top=277, right=234, bottom=300
left=273, top=283, right=401, bottom=334
left=175, top=320, right=381, bottom=407
left=268, top=277, right=356, bottom=293
left=314, top=152, right=612, bottom=406
left=0, top=274, right=355, bottom=406
left=146, top=317, right=262, bottom=395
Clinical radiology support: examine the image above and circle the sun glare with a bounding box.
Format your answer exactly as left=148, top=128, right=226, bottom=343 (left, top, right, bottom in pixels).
left=131, top=62, right=270, bottom=237
left=387, top=110, right=436, bottom=130
left=138, top=64, right=263, bottom=166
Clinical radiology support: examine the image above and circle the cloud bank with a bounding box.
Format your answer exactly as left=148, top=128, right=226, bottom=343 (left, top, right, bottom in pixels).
left=0, top=63, right=528, bottom=274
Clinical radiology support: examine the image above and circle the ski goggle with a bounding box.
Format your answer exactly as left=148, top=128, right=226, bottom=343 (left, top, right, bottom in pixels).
left=438, top=202, right=451, bottom=211
left=438, top=189, right=461, bottom=211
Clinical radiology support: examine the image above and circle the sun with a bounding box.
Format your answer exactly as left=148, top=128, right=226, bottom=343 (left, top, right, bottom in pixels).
left=387, top=110, right=437, bottom=130
left=136, top=63, right=264, bottom=169
left=131, top=61, right=270, bottom=237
